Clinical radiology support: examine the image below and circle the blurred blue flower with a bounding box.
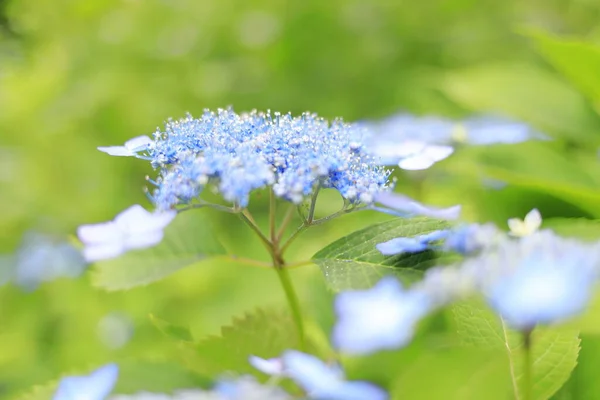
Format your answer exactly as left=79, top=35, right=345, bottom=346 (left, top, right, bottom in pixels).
left=332, top=277, right=430, bottom=354
left=373, top=191, right=461, bottom=220
left=99, top=108, right=392, bottom=210
left=376, top=230, right=449, bottom=255
left=214, top=376, right=292, bottom=400
left=53, top=364, right=118, bottom=400
left=364, top=113, right=548, bottom=170
left=485, top=231, right=600, bottom=330
left=77, top=205, right=176, bottom=262
left=251, top=351, right=387, bottom=400
left=443, top=223, right=500, bottom=254
left=0, top=232, right=86, bottom=290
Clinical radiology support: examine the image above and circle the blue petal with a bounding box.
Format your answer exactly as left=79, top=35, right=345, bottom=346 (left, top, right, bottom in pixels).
left=374, top=192, right=461, bottom=220
left=53, top=364, right=119, bottom=400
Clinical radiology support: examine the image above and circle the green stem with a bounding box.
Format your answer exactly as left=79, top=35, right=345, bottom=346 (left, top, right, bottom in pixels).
left=523, top=329, right=533, bottom=400
left=276, top=204, right=296, bottom=241
left=239, top=210, right=272, bottom=254
left=274, top=263, right=306, bottom=350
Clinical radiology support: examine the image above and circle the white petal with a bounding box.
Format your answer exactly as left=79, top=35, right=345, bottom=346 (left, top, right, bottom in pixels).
left=124, top=230, right=164, bottom=250
left=524, top=208, right=542, bottom=231
left=83, top=242, right=126, bottom=262
left=115, top=205, right=176, bottom=234
left=97, top=146, right=134, bottom=156
left=124, top=135, right=153, bottom=151
left=77, top=222, right=121, bottom=245
left=249, top=356, right=286, bottom=376
left=422, top=145, right=454, bottom=162
left=398, top=155, right=436, bottom=170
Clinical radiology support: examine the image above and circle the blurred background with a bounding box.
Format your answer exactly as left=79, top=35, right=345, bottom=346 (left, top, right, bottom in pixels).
left=1, top=0, right=600, bottom=397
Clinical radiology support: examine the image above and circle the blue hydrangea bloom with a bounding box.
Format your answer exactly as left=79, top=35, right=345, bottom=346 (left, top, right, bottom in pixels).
left=0, top=232, right=87, bottom=291
left=99, top=108, right=392, bottom=210
left=77, top=205, right=176, bottom=262
left=53, top=364, right=118, bottom=400
left=251, top=351, right=387, bottom=400
left=484, top=231, right=600, bottom=330
left=376, top=230, right=450, bottom=255
left=332, top=277, right=431, bottom=354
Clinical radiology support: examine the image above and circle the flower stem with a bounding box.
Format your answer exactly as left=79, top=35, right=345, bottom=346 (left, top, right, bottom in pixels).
left=274, top=260, right=306, bottom=350
left=522, top=329, right=533, bottom=400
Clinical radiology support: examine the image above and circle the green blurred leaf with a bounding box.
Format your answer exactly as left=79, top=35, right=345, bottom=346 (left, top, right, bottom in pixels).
left=452, top=301, right=580, bottom=400
left=184, top=308, right=314, bottom=378
left=311, top=217, right=455, bottom=291
left=453, top=143, right=600, bottom=217
left=390, top=346, right=511, bottom=400
left=91, top=211, right=226, bottom=291
left=553, top=334, right=600, bottom=400
left=543, top=218, right=600, bottom=240
left=528, top=31, right=600, bottom=111
left=441, top=62, right=600, bottom=144
left=149, top=314, right=194, bottom=342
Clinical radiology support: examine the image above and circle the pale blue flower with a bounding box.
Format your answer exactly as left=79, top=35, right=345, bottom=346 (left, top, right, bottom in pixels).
left=54, top=364, right=119, bottom=400
left=98, top=136, right=153, bottom=157
left=214, top=376, right=291, bottom=400
left=254, top=351, right=388, bottom=400
left=484, top=231, right=600, bottom=330
left=77, top=205, right=176, bottom=262
left=0, top=232, right=86, bottom=290
left=459, top=115, right=548, bottom=145
left=443, top=223, right=500, bottom=254
left=332, top=277, right=430, bottom=354
left=373, top=191, right=461, bottom=220
left=376, top=230, right=449, bottom=255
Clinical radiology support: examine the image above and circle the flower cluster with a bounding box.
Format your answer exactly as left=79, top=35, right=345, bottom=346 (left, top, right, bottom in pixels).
left=101, top=108, right=393, bottom=209
left=364, top=113, right=548, bottom=170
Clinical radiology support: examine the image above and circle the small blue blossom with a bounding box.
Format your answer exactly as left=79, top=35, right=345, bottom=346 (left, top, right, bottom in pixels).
left=77, top=205, right=176, bottom=262
left=376, top=230, right=450, bottom=255
left=251, top=351, right=387, bottom=400
left=53, top=364, right=119, bottom=400
left=373, top=191, right=461, bottom=220
left=332, top=277, right=431, bottom=354
left=0, top=232, right=87, bottom=290
left=483, top=231, right=600, bottom=330
left=100, top=108, right=392, bottom=210
left=443, top=223, right=500, bottom=254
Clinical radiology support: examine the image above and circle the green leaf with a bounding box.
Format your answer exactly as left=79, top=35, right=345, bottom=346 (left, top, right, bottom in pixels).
left=452, top=143, right=600, bottom=217
left=92, top=211, right=226, bottom=291
left=184, top=308, right=316, bottom=378
left=452, top=301, right=580, bottom=400
left=528, top=31, right=600, bottom=112
left=311, top=217, right=456, bottom=291
left=149, top=314, right=194, bottom=342
left=390, top=346, right=511, bottom=400
left=543, top=218, right=600, bottom=240
left=440, top=62, right=600, bottom=144
left=553, top=334, right=600, bottom=400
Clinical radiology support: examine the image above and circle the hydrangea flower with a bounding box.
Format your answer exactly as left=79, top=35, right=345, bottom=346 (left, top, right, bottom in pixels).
left=376, top=230, right=449, bottom=255
left=213, top=376, right=292, bottom=400
left=507, top=208, right=541, bottom=237
left=54, top=364, right=119, bottom=400
left=482, top=231, right=600, bottom=330
left=373, top=191, right=461, bottom=220
left=110, top=390, right=219, bottom=400
left=99, top=109, right=393, bottom=210
left=251, top=351, right=387, bottom=400
left=77, top=205, right=176, bottom=262
left=0, top=232, right=86, bottom=290
left=332, top=277, right=431, bottom=354
left=443, top=223, right=501, bottom=254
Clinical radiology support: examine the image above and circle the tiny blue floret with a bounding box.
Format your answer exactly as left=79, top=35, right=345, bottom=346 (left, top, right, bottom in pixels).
left=53, top=364, right=119, bottom=400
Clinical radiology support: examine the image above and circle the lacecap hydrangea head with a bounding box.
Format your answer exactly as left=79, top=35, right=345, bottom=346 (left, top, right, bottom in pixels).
left=100, top=108, right=393, bottom=210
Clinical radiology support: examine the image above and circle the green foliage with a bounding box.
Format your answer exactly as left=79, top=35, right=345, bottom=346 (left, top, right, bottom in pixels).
left=312, top=217, right=456, bottom=291
left=529, top=31, right=600, bottom=112
left=543, top=218, right=600, bottom=240
left=452, top=301, right=580, bottom=400
left=182, top=308, right=313, bottom=378
left=92, top=212, right=226, bottom=291
left=149, top=314, right=194, bottom=343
